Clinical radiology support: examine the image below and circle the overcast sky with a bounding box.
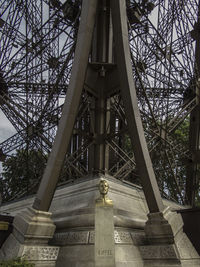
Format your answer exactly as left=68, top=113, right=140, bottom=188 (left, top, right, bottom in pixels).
left=0, top=111, right=16, bottom=172
left=0, top=111, right=16, bottom=144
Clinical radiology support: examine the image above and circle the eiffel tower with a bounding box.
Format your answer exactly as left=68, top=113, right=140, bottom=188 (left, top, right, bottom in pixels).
left=1, top=0, right=200, bottom=266
left=33, top=0, right=163, bottom=214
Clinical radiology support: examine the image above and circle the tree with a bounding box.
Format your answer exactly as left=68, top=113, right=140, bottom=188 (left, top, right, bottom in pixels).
left=0, top=149, right=47, bottom=202
left=151, top=117, right=190, bottom=203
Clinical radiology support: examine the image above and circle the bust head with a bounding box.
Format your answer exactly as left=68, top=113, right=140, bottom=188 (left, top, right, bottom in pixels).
left=99, top=179, right=109, bottom=196
left=96, top=179, right=113, bottom=206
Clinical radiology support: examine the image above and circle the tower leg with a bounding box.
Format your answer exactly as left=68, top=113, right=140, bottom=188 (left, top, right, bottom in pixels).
left=110, top=1, right=200, bottom=265
left=0, top=0, right=98, bottom=264
left=32, top=0, right=98, bottom=212
left=110, top=0, right=163, bottom=213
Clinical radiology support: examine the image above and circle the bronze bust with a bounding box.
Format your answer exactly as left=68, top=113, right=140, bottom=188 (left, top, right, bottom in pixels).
left=96, top=179, right=113, bottom=206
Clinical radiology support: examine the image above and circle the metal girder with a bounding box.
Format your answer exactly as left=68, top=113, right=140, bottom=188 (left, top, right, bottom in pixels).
left=33, top=0, right=98, bottom=211
left=0, top=0, right=76, bottom=159
left=186, top=0, right=200, bottom=206
left=110, top=0, right=164, bottom=213
left=32, top=0, right=164, bottom=213
left=0, top=0, right=199, bottom=205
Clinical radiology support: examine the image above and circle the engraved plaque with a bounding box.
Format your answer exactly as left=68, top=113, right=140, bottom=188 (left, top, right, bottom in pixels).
left=95, top=206, right=115, bottom=267
left=22, top=246, right=59, bottom=261
left=114, top=230, right=132, bottom=244
left=53, top=231, right=89, bottom=245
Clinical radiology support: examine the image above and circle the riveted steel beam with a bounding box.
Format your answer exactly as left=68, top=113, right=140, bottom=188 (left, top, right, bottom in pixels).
left=32, top=0, right=98, bottom=211
left=110, top=0, right=164, bottom=213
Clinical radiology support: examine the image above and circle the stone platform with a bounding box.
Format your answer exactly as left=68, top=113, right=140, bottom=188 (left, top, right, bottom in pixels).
left=0, top=175, right=199, bottom=266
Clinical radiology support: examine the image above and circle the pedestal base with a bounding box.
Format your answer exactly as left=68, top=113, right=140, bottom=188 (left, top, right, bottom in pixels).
left=95, top=198, right=115, bottom=267
left=54, top=229, right=145, bottom=267
left=50, top=175, right=148, bottom=266
left=142, top=207, right=200, bottom=266
left=0, top=207, right=59, bottom=267
left=0, top=176, right=199, bottom=266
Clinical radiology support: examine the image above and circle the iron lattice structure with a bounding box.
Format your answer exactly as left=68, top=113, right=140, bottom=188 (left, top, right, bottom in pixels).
left=0, top=0, right=200, bottom=205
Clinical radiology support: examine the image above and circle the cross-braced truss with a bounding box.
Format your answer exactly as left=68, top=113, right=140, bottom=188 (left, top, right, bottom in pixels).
left=0, top=0, right=200, bottom=205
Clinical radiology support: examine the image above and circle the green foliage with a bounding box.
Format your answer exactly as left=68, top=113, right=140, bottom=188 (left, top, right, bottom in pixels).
left=0, top=149, right=47, bottom=201
left=0, top=257, right=34, bottom=267
left=123, top=134, right=133, bottom=155
left=173, top=117, right=189, bottom=145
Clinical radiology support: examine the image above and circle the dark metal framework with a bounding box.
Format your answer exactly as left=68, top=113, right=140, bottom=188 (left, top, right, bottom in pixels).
left=0, top=0, right=200, bottom=206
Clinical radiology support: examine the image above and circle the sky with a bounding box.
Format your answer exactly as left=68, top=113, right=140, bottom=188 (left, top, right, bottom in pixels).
left=0, top=111, right=16, bottom=172
left=0, top=111, right=16, bottom=144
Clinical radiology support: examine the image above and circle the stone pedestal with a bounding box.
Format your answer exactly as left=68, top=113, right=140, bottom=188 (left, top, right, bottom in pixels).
left=0, top=207, right=59, bottom=267
left=95, top=205, right=115, bottom=266
left=0, top=175, right=198, bottom=267
left=95, top=181, right=115, bottom=267
left=141, top=207, right=200, bottom=266
left=51, top=175, right=147, bottom=267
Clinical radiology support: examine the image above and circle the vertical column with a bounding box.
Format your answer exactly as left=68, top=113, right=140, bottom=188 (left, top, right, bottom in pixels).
left=95, top=0, right=111, bottom=63
left=95, top=180, right=115, bottom=267
left=94, top=79, right=107, bottom=172
left=90, top=0, right=112, bottom=174
left=105, top=98, right=111, bottom=172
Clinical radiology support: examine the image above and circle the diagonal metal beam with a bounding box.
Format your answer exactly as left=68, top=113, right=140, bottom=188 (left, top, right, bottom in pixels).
left=110, top=0, right=164, bottom=213
left=33, top=0, right=164, bottom=213
left=32, top=0, right=98, bottom=211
